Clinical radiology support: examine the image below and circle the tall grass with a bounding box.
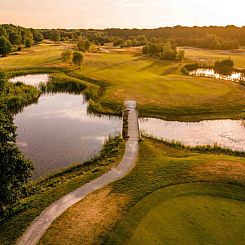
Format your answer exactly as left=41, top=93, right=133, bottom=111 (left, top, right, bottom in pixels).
left=1, top=82, right=41, bottom=114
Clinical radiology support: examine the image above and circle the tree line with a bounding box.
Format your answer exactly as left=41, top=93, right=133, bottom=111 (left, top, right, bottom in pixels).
left=1, top=24, right=245, bottom=57
left=0, top=24, right=43, bottom=56
left=103, top=25, right=245, bottom=47
left=0, top=71, right=40, bottom=216
left=38, top=25, right=245, bottom=48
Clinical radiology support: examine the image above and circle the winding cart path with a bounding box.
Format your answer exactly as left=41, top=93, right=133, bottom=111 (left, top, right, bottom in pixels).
left=16, top=100, right=139, bottom=245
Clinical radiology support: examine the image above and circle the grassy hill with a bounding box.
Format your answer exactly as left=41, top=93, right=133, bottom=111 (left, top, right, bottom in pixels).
left=0, top=42, right=244, bottom=120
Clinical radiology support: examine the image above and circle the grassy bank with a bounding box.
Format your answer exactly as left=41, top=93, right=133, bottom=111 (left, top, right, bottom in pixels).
left=40, top=138, right=245, bottom=244
left=142, top=135, right=245, bottom=157
left=0, top=42, right=73, bottom=70
left=1, top=42, right=244, bottom=121
left=71, top=51, right=245, bottom=120
left=0, top=137, right=124, bottom=245
left=182, top=46, right=245, bottom=68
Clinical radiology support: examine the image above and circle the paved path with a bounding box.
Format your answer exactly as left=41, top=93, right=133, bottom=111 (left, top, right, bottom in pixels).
left=16, top=100, right=139, bottom=245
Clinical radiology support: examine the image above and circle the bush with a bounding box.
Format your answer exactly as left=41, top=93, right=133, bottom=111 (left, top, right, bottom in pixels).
left=182, top=63, right=199, bottom=72
left=214, top=59, right=234, bottom=75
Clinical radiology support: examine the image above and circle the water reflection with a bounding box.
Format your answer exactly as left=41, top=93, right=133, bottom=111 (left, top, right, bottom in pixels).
left=14, top=94, right=122, bottom=179
left=140, top=118, right=245, bottom=152
left=10, top=74, right=50, bottom=87
left=189, top=69, right=245, bottom=82
left=11, top=74, right=122, bottom=179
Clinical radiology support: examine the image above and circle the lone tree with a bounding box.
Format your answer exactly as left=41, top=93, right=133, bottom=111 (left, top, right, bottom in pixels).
left=72, top=51, right=84, bottom=68
left=0, top=36, right=12, bottom=57
left=77, top=40, right=91, bottom=52
left=61, top=50, right=73, bottom=64
left=176, top=49, right=185, bottom=64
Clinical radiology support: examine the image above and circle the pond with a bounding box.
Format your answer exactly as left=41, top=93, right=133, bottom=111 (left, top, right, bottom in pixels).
left=139, top=118, right=245, bottom=152
left=11, top=75, right=122, bottom=179
left=10, top=74, right=50, bottom=87
left=189, top=69, right=245, bottom=82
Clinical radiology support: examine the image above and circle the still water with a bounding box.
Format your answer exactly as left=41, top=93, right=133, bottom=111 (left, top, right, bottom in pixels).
left=12, top=75, right=122, bottom=179
left=140, top=118, right=245, bottom=152
left=11, top=74, right=245, bottom=179
left=10, top=74, right=50, bottom=87
left=189, top=69, right=245, bottom=82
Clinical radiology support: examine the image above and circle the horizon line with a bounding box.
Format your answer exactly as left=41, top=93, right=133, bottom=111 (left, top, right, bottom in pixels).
left=1, top=23, right=245, bottom=30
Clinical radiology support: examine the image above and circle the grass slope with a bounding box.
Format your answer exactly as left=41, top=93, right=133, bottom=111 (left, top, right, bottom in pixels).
left=182, top=46, right=245, bottom=68
left=0, top=137, right=124, bottom=245
left=1, top=43, right=244, bottom=120
left=73, top=52, right=245, bottom=120
left=40, top=138, right=245, bottom=244
left=0, top=42, right=73, bottom=70
left=104, top=138, right=245, bottom=244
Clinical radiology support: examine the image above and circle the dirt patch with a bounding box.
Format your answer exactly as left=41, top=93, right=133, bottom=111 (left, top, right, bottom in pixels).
left=39, top=188, right=129, bottom=245
left=188, top=161, right=245, bottom=184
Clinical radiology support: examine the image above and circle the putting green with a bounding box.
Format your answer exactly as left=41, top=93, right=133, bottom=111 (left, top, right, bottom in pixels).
left=112, top=183, right=245, bottom=245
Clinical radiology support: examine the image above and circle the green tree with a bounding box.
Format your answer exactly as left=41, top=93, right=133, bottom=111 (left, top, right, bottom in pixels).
left=22, top=30, right=34, bottom=46
left=9, top=32, right=21, bottom=45
left=25, top=39, right=32, bottom=48
left=0, top=71, right=33, bottom=215
left=61, top=50, right=73, bottom=64
left=176, top=49, right=185, bottom=64
left=162, top=41, right=176, bottom=60
left=72, top=51, right=84, bottom=68
left=0, top=26, right=8, bottom=38
left=77, top=40, right=91, bottom=52
left=33, top=31, right=44, bottom=43
left=0, top=109, right=33, bottom=215
left=125, top=39, right=132, bottom=47
left=50, top=29, right=60, bottom=42
left=214, top=58, right=234, bottom=74
left=0, top=36, right=12, bottom=56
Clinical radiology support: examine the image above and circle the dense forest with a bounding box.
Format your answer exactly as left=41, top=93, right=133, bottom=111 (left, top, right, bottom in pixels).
left=39, top=25, right=245, bottom=49
left=1, top=24, right=245, bottom=57
left=103, top=26, right=245, bottom=48
left=0, top=24, right=43, bottom=56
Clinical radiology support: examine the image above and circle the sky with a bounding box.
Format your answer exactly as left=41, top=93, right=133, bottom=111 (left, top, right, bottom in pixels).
left=0, top=0, right=244, bottom=29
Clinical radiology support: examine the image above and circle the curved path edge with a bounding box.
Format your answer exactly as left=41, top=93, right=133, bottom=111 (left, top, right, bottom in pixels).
left=16, top=100, right=139, bottom=245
